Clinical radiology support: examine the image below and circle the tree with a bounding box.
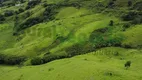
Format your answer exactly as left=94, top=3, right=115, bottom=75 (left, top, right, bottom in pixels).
left=128, top=1, right=132, bottom=7
left=31, top=57, right=43, bottom=65
left=109, top=20, right=114, bottom=26
left=125, top=61, right=131, bottom=69
left=0, top=14, right=5, bottom=22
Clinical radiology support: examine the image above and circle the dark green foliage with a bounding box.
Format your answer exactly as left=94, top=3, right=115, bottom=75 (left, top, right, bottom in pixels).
left=0, top=54, right=5, bottom=64
left=122, top=44, right=132, bottom=49
left=43, top=5, right=57, bottom=21
left=128, top=1, right=132, bottom=7
left=42, top=54, right=67, bottom=63
left=132, top=15, right=142, bottom=24
left=18, top=8, right=24, bottom=13
left=0, top=14, right=5, bottom=22
left=18, top=17, right=43, bottom=31
left=122, top=12, right=136, bottom=21
left=43, top=3, right=48, bottom=7
left=90, top=27, right=123, bottom=48
left=109, top=20, right=114, bottom=26
left=122, top=11, right=142, bottom=24
left=0, top=54, right=26, bottom=65
left=25, top=0, right=41, bottom=10
left=25, top=11, right=31, bottom=18
left=133, top=1, right=142, bottom=11
left=107, top=0, right=115, bottom=8
left=65, top=43, right=94, bottom=57
left=31, top=57, right=43, bottom=65
left=95, top=27, right=108, bottom=33
left=4, top=10, right=14, bottom=17
left=125, top=61, right=131, bottom=69
left=65, top=44, right=83, bottom=57
left=123, top=23, right=131, bottom=29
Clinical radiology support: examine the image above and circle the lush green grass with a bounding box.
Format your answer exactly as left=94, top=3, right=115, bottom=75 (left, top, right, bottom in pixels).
left=0, top=47, right=142, bottom=80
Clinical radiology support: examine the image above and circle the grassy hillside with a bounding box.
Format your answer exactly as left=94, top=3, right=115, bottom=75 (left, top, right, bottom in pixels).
left=0, top=47, right=142, bottom=80
left=0, top=0, right=142, bottom=80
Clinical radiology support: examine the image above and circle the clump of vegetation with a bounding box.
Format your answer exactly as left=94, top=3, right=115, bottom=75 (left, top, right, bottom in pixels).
left=109, top=20, right=114, bottom=26
left=18, top=8, right=24, bottom=13
left=31, top=57, right=43, bottom=65
left=25, top=0, right=41, bottom=10
left=43, top=5, right=57, bottom=21
left=0, top=14, right=5, bottom=22
left=122, top=11, right=142, bottom=24
left=133, top=1, right=142, bottom=11
left=125, top=61, right=131, bottom=69
left=128, top=0, right=132, bottom=7
left=4, top=10, right=14, bottom=17
left=0, top=54, right=26, bottom=65
left=107, top=0, right=116, bottom=8
left=65, top=43, right=94, bottom=57
left=18, top=17, right=43, bottom=31
left=42, top=54, right=68, bottom=64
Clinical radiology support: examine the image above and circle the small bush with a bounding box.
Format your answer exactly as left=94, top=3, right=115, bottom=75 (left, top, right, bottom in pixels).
left=0, top=54, right=26, bottom=65
left=133, top=1, right=142, bottom=11
left=107, top=1, right=115, bottom=8
left=43, top=3, right=48, bottom=7
left=18, top=8, right=24, bottom=13
left=109, top=20, right=114, bottom=26
left=4, top=10, right=14, bottom=17
left=43, top=5, right=57, bottom=21
left=128, top=1, right=132, bottom=7
left=25, top=11, right=31, bottom=18
left=42, top=54, right=67, bottom=63
left=132, top=16, right=142, bottom=24
left=18, top=17, right=43, bottom=31
left=31, top=57, right=43, bottom=65
left=25, top=0, right=41, bottom=9
left=0, top=14, right=5, bottom=22
left=0, top=54, right=5, bottom=64
left=123, top=23, right=131, bottom=29
left=125, top=61, right=131, bottom=69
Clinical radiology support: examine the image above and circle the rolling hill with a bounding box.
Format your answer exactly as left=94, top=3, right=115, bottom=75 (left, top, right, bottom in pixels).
left=0, top=0, right=142, bottom=80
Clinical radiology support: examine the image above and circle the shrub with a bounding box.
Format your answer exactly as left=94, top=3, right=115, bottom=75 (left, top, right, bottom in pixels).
left=107, top=1, right=115, bottom=8
left=133, top=1, right=142, bottom=11
left=122, top=12, right=137, bottom=21
left=25, top=11, right=31, bottom=18
left=43, top=5, right=57, bottom=21
left=25, top=0, right=41, bottom=9
left=0, top=54, right=5, bottom=64
left=123, top=23, right=131, bottom=29
left=128, top=1, right=132, bottom=7
left=0, top=14, right=5, bottom=22
left=109, top=20, right=114, bottom=26
left=18, top=8, right=24, bottom=13
left=132, top=16, right=142, bottom=24
left=125, top=61, right=131, bottom=69
left=65, top=44, right=83, bottom=57
left=43, top=3, right=48, bottom=7
left=0, top=54, right=26, bottom=65
left=95, top=27, right=108, bottom=33
left=42, top=54, right=67, bottom=63
left=4, top=10, right=14, bottom=17
left=31, top=57, right=43, bottom=65
left=18, top=17, right=43, bottom=31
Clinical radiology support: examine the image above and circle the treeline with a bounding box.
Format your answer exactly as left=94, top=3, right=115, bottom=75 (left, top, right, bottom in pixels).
left=0, top=54, right=26, bottom=65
